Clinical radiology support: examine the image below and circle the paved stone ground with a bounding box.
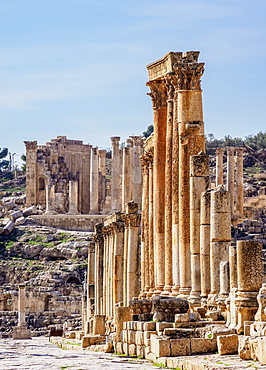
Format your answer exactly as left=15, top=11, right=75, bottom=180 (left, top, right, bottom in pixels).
left=0, top=337, right=157, bottom=370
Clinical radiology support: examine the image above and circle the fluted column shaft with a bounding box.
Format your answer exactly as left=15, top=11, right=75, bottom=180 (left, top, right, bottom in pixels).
left=226, top=147, right=234, bottom=218
left=235, top=148, right=244, bottom=218
left=148, top=154, right=155, bottom=294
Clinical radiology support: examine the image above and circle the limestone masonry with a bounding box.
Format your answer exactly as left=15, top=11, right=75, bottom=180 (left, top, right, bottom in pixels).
left=1, top=50, right=266, bottom=368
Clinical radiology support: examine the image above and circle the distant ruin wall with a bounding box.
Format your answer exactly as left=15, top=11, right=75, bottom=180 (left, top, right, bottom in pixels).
left=31, top=215, right=107, bottom=231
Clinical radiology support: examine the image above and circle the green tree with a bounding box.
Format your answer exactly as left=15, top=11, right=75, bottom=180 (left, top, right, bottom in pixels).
left=143, top=124, right=154, bottom=138
left=0, top=148, right=9, bottom=172
left=21, top=154, right=26, bottom=171
left=244, top=131, right=266, bottom=151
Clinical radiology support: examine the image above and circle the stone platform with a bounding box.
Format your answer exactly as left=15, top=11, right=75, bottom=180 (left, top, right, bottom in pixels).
left=31, top=214, right=108, bottom=231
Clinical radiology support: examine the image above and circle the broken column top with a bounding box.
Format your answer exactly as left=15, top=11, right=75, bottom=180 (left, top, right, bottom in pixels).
left=146, top=51, right=201, bottom=80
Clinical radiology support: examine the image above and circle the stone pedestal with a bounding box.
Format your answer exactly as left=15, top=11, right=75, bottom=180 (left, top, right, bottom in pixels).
left=45, top=183, right=56, bottom=214
left=236, top=240, right=262, bottom=334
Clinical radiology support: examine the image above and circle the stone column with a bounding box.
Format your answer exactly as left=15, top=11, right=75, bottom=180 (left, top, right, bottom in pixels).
left=18, top=285, right=26, bottom=327
left=94, top=223, right=104, bottom=316
left=125, top=201, right=141, bottom=305
left=226, top=147, right=235, bottom=218
left=98, top=150, right=106, bottom=177
left=217, top=261, right=230, bottom=316
left=13, top=285, right=31, bottom=339
left=236, top=240, right=262, bottom=334
left=200, top=190, right=211, bottom=303
left=189, top=153, right=209, bottom=307
left=171, top=84, right=179, bottom=296
left=68, top=180, right=79, bottom=214
left=24, top=141, right=38, bottom=206
left=98, top=150, right=107, bottom=212
left=87, top=244, right=95, bottom=319
left=163, top=75, right=175, bottom=294
left=130, top=136, right=143, bottom=210
left=90, top=147, right=99, bottom=214
left=113, top=219, right=124, bottom=305
left=208, top=186, right=231, bottom=307
left=235, top=148, right=244, bottom=219
left=215, top=148, right=224, bottom=187
left=176, top=52, right=205, bottom=298
left=111, top=137, right=122, bottom=212
left=140, top=154, right=150, bottom=296
left=122, top=146, right=132, bottom=211
left=229, top=244, right=238, bottom=290
left=147, top=79, right=167, bottom=294
left=45, top=183, right=56, bottom=214
left=148, top=151, right=155, bottom=296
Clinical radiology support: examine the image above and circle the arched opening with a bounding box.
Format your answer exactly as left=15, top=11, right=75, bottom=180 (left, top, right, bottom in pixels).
left=38, top=176, right=45, bottom=191
left=66, top=276, right=81, bottom=285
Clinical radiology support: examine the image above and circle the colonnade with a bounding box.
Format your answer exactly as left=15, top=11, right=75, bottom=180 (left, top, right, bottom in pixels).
left=141, top=51, right=206, bottom=299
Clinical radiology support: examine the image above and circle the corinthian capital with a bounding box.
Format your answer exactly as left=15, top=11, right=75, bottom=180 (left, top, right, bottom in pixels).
left=164, top=73, right=178, bottom=100
left=174, top=62, right=204, bottom=90
left=146, top=79, right=167, bottom=109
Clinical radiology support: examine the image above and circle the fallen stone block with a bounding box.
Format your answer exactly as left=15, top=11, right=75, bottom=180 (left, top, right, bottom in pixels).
left=170, top=338, right=190, bottom=356
left=217, top=334, right=238, bottom=355
left=191, top=338, right=217, bottom=354
left=150, top=335, right=170, bottom=358
left=3, top=220, right=15, bottom=235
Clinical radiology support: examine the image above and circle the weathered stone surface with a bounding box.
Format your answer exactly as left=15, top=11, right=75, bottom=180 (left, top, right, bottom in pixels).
left=217, top=334, right=238, bottom=355
left=152, top=296, right=189, bottom=322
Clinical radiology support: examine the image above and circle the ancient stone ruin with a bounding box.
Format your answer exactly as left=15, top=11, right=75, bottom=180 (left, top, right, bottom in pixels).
left=1, top=50, right=266, bottom=368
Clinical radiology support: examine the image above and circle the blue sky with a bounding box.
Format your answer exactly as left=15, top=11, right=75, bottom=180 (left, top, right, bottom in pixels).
left=0, top=0, right=266, bottom=166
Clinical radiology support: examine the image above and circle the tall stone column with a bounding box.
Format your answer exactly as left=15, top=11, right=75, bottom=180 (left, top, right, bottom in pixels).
left=87, top=243, right=95, bottom=320
left=226, top=147, right=235, bottom=218
left=215, top=148, right=224, bottom=187
left=175, top=52, right=205, bottom=298
left=94, top=223, right=104, bottom=316
left=98, top=150, right=106, bottom=177
left=68, top=180, right=79, bottom=214
left=236, top=240, right=262, bottom=334
left=163, top=75, right=175, bottom=294
left=90, top=147, right=99, bottom=214
left=147, top=79, right=167, bottom=294
left=148, top=151, right=155, bottom=296
left=140, top=154, right=150, bottom=296
left=122, top=146, right=132, bottom=211
left=125, top=202, right=141, bottom=305
left=98, top=150, right=107, bottom=212
left=171, top=84, right=180, bottom=296
left=200, top=190, right=211, bottom=302
left=18, top=285, right=26, bottom=327
left=111, top=137, right=122, bottom=212
left=208, top=186, right=231, bottom=307
left=113, top=219, right=124, bottom=305
left=130, top=136, right=143, bottom=210
left=24, top=141, right=38, bottom=206
left=45, top=183, right=56, bottom=214
left=235, top=148, right=244, bottom=219
left=189, top=153, right=209, bottom=307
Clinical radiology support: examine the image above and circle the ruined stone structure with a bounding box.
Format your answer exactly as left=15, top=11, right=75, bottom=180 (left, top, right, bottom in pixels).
left=24, top=135, right=143, bottom=231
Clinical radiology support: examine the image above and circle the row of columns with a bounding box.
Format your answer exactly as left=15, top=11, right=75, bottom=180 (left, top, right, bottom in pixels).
left=86, top=201, right=141, bottom=328
left=216, top=147, right=244, bottom=219
left=111, top=136, right=143, bottom=213
left=141, top=51, right=206, bottom=299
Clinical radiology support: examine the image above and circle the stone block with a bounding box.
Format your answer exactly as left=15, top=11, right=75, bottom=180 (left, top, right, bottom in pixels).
left=191, top=338, right=217, bottom=354
left=133, top=321, right=138, bottom=330
left=122, top=342, right=129, bottom=356
left=188, top=312, right=201, bottom=322
left=135, top=330, right=144, bottom=345
left=122, top=330, right=127, bottom=343
left=256, top=337, right=266, bottom=365
left=128, top=344, right=136, bottom=356
left=170, top=338, right=190, bottom=356
left=144, top=345, right=151, bottom=359
left=144, top=337, right=150, bottom=347
left=137, top=322, right=144, bottom=331
left=164, top=328, right=179, bottom=336
left=143, top=321, right=156, bottom=331
left=116, top=341, right=123, bottom=354
left=136, top=345, right=145, bottom=358
left=13, top=327, right=31, bottom=340
left=175, top=313, right=190, bottom=322
left=93, top=315, right=106, bottom=336
left=127, top=330, right=136, bottom=344
left=156, top=322, right=173, bottom=332
left=217, top=334, right=238, bottom=355
left=244, top=321, right=254, bottom=336
left=150, top=335, right=170, bottom=358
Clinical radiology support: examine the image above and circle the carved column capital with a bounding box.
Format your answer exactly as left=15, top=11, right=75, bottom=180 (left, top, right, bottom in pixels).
left=164, top=74, right=178, bottom=101
left=216, top=148, right=224, bottom=156
left=24, top=141, right=37, bottom=150
left=235, top=147, right=245, bottom=157
left=146, top=79, right=167, bottom=109
left=173, top=62, right=204, bottom=90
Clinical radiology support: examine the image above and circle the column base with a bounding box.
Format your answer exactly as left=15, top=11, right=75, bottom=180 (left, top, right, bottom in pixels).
left=67, top=211, right=80, bottom=215
left=13, top=326, right=31, bottom=340
left=161, top=285, right=172, bottom=296
left=45, top=210, right=56, bottom=214
left=178, top=287, right=191, bottom=299
left=188, top=291, right=201, bottom=309
left=146, top=287, right=155, bottom=298
left=154, top=285, right=164, bottom=295
left=171, top=285, right=180, bottom=296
